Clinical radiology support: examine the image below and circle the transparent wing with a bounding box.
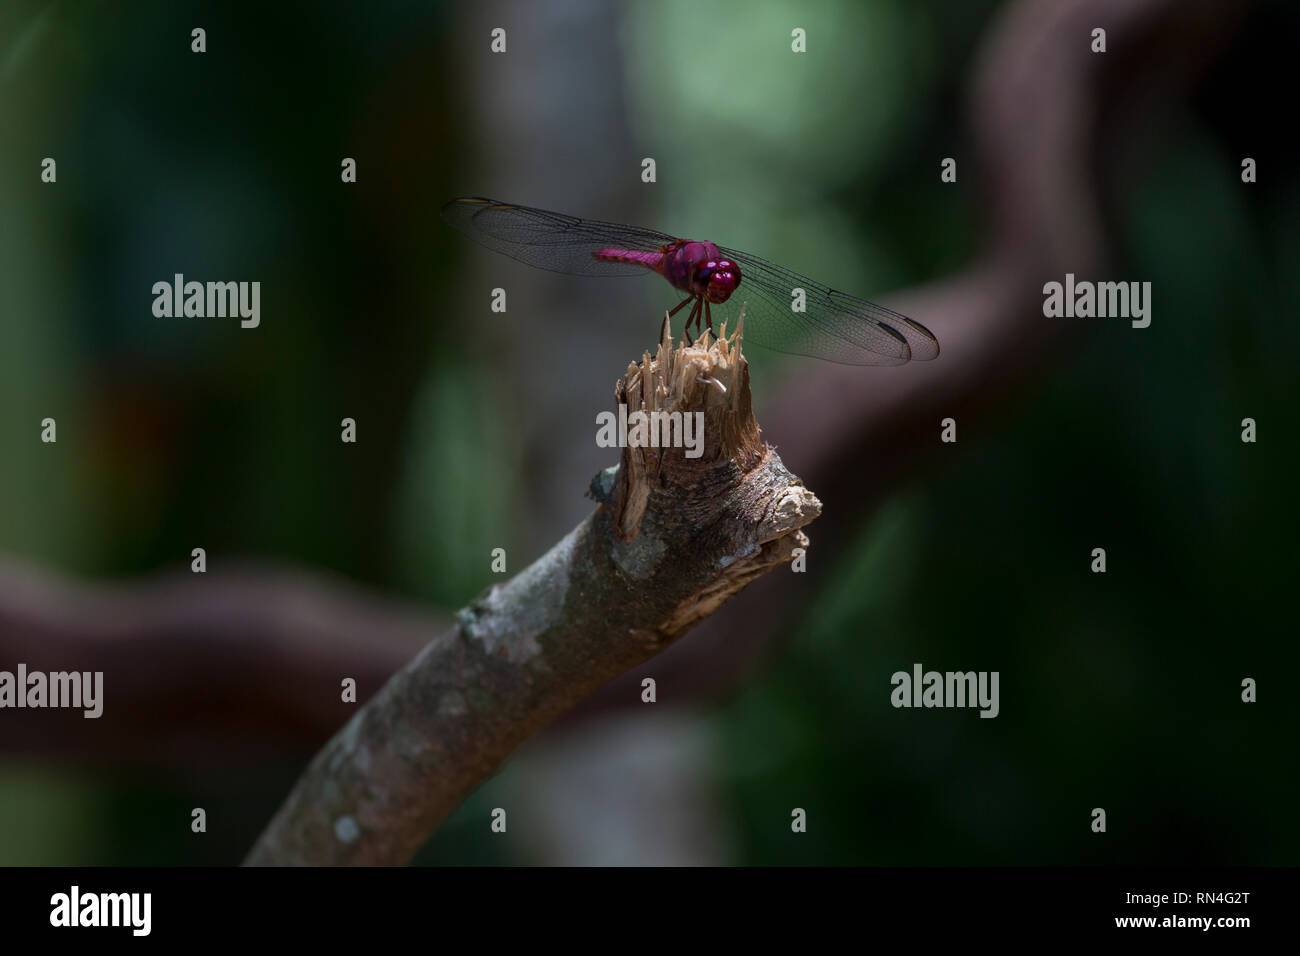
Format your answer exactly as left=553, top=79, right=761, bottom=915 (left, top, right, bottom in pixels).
left=442, top=198, right=940, bottom=365
left=718, top=245, right=939, bottom=366
left=441, top=197, right=678, bottom=277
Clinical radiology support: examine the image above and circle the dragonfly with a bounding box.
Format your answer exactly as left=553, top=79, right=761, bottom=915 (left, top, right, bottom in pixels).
left=441, top=197, right=939, bottom=366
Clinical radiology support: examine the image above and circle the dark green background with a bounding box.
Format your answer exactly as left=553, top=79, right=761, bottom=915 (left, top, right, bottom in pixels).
left=0, top=0, right=1295, bottom=864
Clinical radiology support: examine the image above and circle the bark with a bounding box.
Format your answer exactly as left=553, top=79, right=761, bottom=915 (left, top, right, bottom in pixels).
left=244, top=318, right=818, bottom=864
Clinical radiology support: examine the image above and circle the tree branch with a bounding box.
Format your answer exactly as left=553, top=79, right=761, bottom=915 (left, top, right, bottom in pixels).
left=244, top=320, right=819, bottom=864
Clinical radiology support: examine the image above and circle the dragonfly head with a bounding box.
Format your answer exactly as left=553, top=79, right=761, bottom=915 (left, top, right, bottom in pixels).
left=701, top=258, right=741, bottom=304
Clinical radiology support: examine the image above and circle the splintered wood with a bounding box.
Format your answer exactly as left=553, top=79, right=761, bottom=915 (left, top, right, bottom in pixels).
left=612, top=310, right=772, bottom=540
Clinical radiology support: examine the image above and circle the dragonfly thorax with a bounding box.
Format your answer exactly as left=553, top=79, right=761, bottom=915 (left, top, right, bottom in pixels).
left=665, top=240, right=742, bottom=304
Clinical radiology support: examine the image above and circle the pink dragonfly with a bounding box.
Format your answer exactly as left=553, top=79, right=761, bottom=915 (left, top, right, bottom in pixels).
left=441, top=197, right=939, bottom=366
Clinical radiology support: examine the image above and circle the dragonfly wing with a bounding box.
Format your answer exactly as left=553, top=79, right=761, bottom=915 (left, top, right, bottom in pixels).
left=442, top=197, right=678, bottom=278
left=719, top=246, right=940, bottom=366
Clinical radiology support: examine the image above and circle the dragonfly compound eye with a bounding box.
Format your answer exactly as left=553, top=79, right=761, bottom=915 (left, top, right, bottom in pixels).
left=704, top=259, right=741, bottom=303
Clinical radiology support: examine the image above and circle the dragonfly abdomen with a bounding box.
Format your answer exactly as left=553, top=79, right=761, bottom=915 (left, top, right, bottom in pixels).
left=593, top=248, right=666, bottom=274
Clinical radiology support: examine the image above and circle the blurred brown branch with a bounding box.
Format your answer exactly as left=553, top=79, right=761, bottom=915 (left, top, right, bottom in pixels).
left=0, top=557, right=436, bottom=766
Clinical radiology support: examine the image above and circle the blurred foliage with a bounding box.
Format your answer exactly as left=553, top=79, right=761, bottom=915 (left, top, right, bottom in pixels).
left=1, top=0, right=1295, bottom=864
left=718, top=21, right=1300, bottom=862
left=623, top=0, right=989, bottom=386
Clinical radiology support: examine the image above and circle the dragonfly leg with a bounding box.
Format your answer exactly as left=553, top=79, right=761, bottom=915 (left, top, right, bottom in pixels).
left=684, top=297, right=702, bottom=344
left=667, top=295, right=694, bottom=319
left=668, top=294, right=694, bottom=343
left=704, top=301, right=714, bottom=337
